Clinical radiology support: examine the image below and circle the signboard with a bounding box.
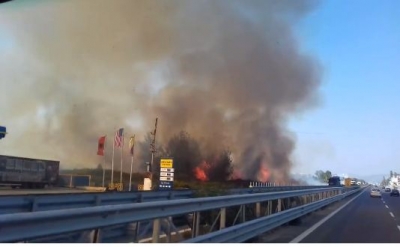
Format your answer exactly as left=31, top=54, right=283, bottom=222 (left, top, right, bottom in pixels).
left=160, top=172, right=174, bottom=177
left=159, top=158, right=174, bottom=190
left=159, top=181, right=173, bottom=189
left=160, top=159, right=173, bottom=168
left=160, top=168, right=174, bottom=172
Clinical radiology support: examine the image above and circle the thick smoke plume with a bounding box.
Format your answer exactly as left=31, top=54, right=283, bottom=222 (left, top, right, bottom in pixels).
left=0, top=0, right=321, bottom=182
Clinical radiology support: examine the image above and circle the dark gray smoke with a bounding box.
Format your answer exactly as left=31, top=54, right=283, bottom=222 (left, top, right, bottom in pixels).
left=0, top=0, right=321, bottom=182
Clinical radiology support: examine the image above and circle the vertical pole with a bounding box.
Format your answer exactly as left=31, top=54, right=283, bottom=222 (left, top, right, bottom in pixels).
left=256, top=203, right=261, bottom=218
left=242, top=205, right=246, bottom=223
left=166, top=217, right=172, bottom=243
left=277, top=199, right=282, bottom=212
left=150, top=118, right=158, bottom=179
left=195, top=212, right=200, bottom=237
left=102, top=137, right=106, bottom=188
left=120, top=132, right=124, bottom=184
left=111, top=129, right=115, bottom=185
left=152, top=219, right=160, bottom=243
left=220, top=208, right=226, bottom=229
left=129, top=155, right=133, bottom=191
left=191, top=212, right=197, bottom=238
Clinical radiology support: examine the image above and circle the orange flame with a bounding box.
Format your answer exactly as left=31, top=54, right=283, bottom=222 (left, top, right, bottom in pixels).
left=194, top=167, right=208, bottom=181
left=194, top=161, right=210, bottom=181
left=258, top=166, right=270, bottom=183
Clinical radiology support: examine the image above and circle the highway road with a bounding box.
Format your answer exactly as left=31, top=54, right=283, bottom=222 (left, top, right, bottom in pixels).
left=291, top=187, right=400, bottom=243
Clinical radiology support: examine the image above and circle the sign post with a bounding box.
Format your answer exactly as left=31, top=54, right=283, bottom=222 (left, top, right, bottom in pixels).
left=159, top=158, right=174, bottom=190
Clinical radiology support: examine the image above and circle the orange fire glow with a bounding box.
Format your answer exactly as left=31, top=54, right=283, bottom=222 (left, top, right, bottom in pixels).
left=231, top=169, right=243, bottom=180
left=194, top=167, right=208, bottom=181
left=258, top=166, right=270, bottom=183
left=194, top=161, right=210, bottom=181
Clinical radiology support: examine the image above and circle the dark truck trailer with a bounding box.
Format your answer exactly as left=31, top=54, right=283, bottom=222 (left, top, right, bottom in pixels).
left=0, top=155, right=60, bottom=189
left=328, top=176, right=342, bottom=186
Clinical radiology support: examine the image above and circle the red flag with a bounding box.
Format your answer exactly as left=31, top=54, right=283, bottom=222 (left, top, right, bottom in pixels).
left=97, top=136, right=106, bottom=156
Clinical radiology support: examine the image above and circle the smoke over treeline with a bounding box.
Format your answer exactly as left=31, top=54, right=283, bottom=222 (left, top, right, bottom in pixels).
left=0, top=0, right=322, bottom=183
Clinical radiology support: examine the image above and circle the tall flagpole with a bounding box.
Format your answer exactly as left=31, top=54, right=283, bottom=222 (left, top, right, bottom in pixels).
left=111, top=129, right=115, bottom=185
left=120, top=131, right=124, bottom=184
left=129, top=155, right=133, bottom=191
left=129, top=135, right=135, bottom=191
left=102, top=136, right=107, bottom=187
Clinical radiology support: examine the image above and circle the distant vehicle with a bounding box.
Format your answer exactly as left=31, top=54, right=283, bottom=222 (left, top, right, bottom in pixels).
left=370, top=188, right=382, bottom=198
left=385, top=187, right=391, bottom=192
left=0, top=155, right=60, bottom=189
left=344, top=178, right=352, bottom=187
left=390, top=189, right=399, bottom=197
left=328, top=176, right=341, bottom=186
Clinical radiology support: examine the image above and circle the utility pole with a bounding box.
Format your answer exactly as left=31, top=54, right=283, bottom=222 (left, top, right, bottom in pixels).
left=149, top=118, right=158, bottom=177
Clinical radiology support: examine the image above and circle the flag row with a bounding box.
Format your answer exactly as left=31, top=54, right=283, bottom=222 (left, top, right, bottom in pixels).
left=96, top=128, right=135, bottom=157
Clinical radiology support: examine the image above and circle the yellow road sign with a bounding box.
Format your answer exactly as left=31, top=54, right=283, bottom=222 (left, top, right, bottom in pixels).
left=160, top=158, right=173, bottom=168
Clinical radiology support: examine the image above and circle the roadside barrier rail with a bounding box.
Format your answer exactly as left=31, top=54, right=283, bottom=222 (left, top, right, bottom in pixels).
left=185, top=187, right=363, bottom=243
left=0, top=185, right=336, bottom=214
left=0, top=187, right=347, bottom=243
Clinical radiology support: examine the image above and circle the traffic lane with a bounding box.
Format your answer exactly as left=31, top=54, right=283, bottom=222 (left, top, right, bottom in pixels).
left=299, top=189, right=400, bottom=243
left=382, top=191, right=400, bottom=227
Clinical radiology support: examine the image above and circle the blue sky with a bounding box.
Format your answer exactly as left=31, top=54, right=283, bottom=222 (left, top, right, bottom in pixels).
left=289, top=0, right=400, bottom=177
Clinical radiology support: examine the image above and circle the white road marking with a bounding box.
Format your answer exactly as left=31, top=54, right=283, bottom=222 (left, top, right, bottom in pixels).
left=397, top=226, right=400, bottom=232
left=390, top=212, right=395, bottom=218
left=289, top=188, right=366, bottom=243
left=385, top=205, right=389, bottom=209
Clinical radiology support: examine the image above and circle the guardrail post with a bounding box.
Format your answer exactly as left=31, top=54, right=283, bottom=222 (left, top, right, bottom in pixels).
left=220, top=208, right=226, bottom=229
left=255, top=202, right=261, bottom=218
left=30, top=198, right=38, bottom=212
left=269, top=201, right=272, bottom=215
left=91, top=229, right=100, bottom=243
left=195, top=212, right=200, bottom=237
left=242, top=205, right=246, bottom=222
left=277, top=199, right=282, bottom=212
left=152, top=219, right=161, bottom=243
left=166, top=217, right=172, bottom=243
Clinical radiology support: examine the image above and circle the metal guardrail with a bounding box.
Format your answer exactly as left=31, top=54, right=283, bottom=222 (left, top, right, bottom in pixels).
left=0, top=190, right=194, bottom=214
left=0, top=187, right=347, bottom=243
left=0, top=186, right=334, bottom=214
left=185, top=187, right=363, bottom=243
left=229, top=185, right=330, bottom=194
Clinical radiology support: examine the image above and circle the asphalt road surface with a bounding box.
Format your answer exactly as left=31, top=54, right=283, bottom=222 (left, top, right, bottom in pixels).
left=292, top=187, right=400, bottom=243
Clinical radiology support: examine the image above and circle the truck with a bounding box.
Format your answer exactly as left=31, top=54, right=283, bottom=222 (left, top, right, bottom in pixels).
left=0, top=154, right=60, bottom=189
left=328, top=176, right=341, bottom=186
left=344, top=178, right=352, bottom=187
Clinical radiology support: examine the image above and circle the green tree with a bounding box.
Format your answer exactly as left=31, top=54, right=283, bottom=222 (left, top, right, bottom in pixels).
left=326, top=170, right=332, bottom=180
left=315, top=170, right=332, bottom=183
